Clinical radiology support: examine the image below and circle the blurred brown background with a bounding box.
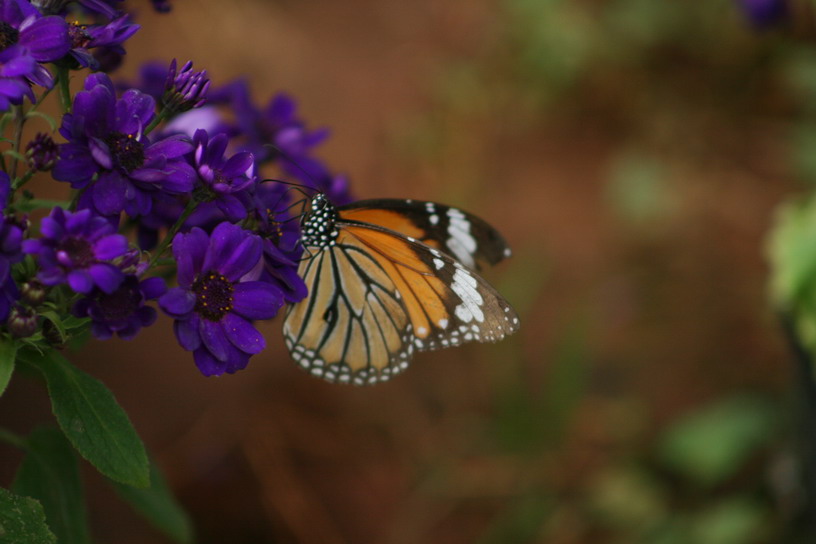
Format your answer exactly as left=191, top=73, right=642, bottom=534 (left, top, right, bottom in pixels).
left=0, top=0, right=804, bottom=542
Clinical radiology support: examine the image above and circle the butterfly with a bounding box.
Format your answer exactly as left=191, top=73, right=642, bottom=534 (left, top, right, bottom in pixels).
left=282, top=193, right=520, bottom=385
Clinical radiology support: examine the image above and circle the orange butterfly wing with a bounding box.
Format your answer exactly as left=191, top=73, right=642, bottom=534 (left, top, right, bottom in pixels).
left=283, top=217, right=519, bottom=384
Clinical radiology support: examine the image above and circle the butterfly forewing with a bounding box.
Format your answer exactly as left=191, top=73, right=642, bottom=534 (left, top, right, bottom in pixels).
left=338, top=199, right=511, bottom=271
left=342, top=223, right=520, bottom=353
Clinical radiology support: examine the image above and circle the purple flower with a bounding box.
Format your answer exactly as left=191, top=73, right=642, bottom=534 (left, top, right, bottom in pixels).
left=0, top=173, right=23, bottom=283
left=260, top=239, right=306, bottom=304
left=150, top=0, right=171, bottom=13
left=738, top=0, right=787, bottom=27
left=193, top=129, right=255, bottom=221
left=23, top=207, right=129, bottom=294
left=67, top=15, right=139, bottom=70
left=0, top=0, right=71, bottom=63
left=26, top=132, right=58, bottom=170
left=0, top=277, right=19, bottom=321
left=0, top=45, right=36, bottom=110
left=73, top=275, right=166, bottom=339
left=53, top=73, right=196, bottom=216
left=162, top=59, right=210, bottom=114
left=212, top=81, right=328, bottom=165
left=159, top=222, right=283, bottom=376
left=252, top=181, right=307, bottom=304
left=75, top=0, right=122, bottom=18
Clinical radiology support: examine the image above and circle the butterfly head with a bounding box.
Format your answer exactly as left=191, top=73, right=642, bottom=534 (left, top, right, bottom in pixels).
left=301, top=193, right=339, bottom=249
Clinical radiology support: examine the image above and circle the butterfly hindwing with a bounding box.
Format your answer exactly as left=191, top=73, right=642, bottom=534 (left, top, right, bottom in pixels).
left=283, top=229, right=416, bottom=384
left=338, top=199, right=511, bottom=271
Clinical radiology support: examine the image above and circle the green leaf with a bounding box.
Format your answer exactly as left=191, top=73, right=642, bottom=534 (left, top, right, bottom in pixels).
left=658, top=396, right=777, bottom=487
left=11, top=199, right=71, bottom=214
left=12, top=427, right=90, bottom=544
left=0, top=487, right=56, bottom=544
left=23, top=111, right=57, bottom=132
left=0, top=339, right=17, bottom=398
left=21, top=349, right=149, bottom=487
left=2, top=150, right=26, bottom=163
left=689, top=497, right=769, bottom=544
left=767, top=196, right=816, bottom=306
left=113, top=461, right=193, bottom=544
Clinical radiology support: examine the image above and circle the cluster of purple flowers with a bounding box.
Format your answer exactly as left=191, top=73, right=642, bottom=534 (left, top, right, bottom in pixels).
left=0, top=0, right=352, bottom=376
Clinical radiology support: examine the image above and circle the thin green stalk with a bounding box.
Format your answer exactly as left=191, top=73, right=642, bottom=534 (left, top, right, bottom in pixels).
left=10, top=197, right=71, bottom=213
left=149, top=199, right=198, bottom=267
left=143, top=109, right=169, bottom=135
left=12, top=170, right=35, bottom=191
left=28, top=85, right=55, bottom=114
left=9, top=105, right=25, bottom=180
left=0, top=427, right=26, bottom=449
left=56, top=64, right=72, bottom=114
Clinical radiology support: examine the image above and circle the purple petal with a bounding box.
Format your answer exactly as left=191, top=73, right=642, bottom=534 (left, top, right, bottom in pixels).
left=92, top=171, right=128, bottom=215
left=145, top=135, right=193, bottom=160
left=115, top=89, right=156, bottom=134
left=199, top=318, right=230, bottom=362
left=231, top=282, right=283, bottom=320
left=89, top=138, right=114, bottom=170
left=201, top=222, right=243, bottom=273
left=159, top=287, right=196, bottom=317
left=53, top=144, right=99, bottom=185
left=223, top=347, right=250, bottom=374
left=193, top=347, right=225, bottom=376
left=93, top=234, right=128, bottom=259
left=88, top=263, right=124, bottom=294
left=217, top=195, right=248, bottom=222
left=222, top=152, right=254, bottom=178
left=20, top=16, right=70, bottom=62
left=0, top=48, right=35, bottom=77
left=173, top=228, right=208, bottom=287
left=140, top=276, right=167, bottom=299
left=67, top=269, right=94, bottom=294
left=216, top=232, right=261, bottom=281
left=221, top=312, right=265, bottom=354
left=174, top=317, right=201, bottom=351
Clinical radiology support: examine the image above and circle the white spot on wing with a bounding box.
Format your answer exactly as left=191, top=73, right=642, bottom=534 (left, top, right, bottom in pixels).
left=447, top=208, right=477, bottom=268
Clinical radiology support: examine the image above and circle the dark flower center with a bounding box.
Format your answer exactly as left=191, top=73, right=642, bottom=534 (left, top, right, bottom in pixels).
left=192, top=270, right=234, bottom=321
left=97, top=281, right=141, bottom=321
left=68, top=22, right=92, bottom=49
left=0, top=22, right=19, bottom=51
left=105, top=132, right=145, bottom=173
left=58, top=237, right=95, bottom=267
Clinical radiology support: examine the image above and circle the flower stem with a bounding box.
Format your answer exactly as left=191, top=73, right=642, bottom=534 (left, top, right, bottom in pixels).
left=56, top=64, right=72, bottom=114
left=10, top=105, right=26, bottom=181
left=12, top=170, right=35, bottom=191
left=0, top=427, right=26, bottom=449
left=149, top=199, right=198, bottom=267
left=144, top=109, right=169, bottom=136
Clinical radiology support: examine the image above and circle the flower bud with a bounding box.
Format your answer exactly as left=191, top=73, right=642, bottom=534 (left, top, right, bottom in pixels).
left=8, top=306, right=37, bottom=338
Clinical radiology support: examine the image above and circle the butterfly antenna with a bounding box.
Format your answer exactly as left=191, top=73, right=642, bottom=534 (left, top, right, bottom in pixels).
left=264, top=144, right=321, bottom=187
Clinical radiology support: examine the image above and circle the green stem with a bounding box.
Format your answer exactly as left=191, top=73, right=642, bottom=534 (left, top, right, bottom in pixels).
left=12, top=170, right=35, bottom=191
left=68, top=185, right=89, bottom=212
left=143, top=109, right=169, bottom=136
left=29, top=85, right=54, bottom=114
left=10, top=198, right=71, bottom=213
left=149, top=199, right=198, bottom=267
left=9, top=105, right=25, bottom=180
left=56, top=64, right=72, bottom=114
left=0, top=427, right=26, bottom=449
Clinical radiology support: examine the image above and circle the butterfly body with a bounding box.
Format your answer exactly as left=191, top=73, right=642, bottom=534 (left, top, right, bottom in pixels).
left=283, top=193, right=520, bottom=385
